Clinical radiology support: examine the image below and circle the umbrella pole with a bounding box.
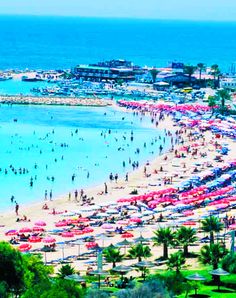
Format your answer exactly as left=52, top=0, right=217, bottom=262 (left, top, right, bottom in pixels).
left=44, top=252, right=47, bottom=264
left=98, top=274, right=101, bottom=289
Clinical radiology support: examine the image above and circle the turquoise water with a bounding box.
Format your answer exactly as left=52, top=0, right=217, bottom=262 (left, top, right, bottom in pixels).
left=0, top=104, right=171, bottom=211
left=0, top=16, right=235, bottom=71
left=0, top=79, right=55, bottom=95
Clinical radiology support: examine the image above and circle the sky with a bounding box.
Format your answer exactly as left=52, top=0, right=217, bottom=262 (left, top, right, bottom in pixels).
left=0, top=0, right=236, bottom=21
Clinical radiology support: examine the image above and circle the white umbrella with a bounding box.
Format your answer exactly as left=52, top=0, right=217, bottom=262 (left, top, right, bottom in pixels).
left=106, top=209, right=119, bottom=214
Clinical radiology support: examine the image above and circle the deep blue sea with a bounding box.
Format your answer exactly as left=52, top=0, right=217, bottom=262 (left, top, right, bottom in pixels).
left=0, top=16, right=236, bottom=71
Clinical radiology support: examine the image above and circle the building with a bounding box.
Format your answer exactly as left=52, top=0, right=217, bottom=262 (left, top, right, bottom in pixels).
left=153, top=72, right=197, bottom=88
left=220, top=77, right=236, bottom=90
left=72, top=59, right=140, bottom=82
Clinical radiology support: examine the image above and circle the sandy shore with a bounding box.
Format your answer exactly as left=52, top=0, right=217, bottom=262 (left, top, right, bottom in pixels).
left=0, top=104, right=235, bottom=275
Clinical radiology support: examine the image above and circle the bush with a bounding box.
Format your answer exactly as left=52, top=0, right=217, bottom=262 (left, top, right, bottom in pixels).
left=222, top=253, right=236, bottom=273
left=86, top=289, right=111, bottom=298
left=130, top=189, right=138, bottom=195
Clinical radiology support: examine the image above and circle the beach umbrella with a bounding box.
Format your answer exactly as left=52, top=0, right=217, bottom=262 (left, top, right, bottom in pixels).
left=229, top=224, right=236, bottom=230
left=130, top=213, right=142, bottom=218
left=121, top=232, right=134, bottom=239
left=134, top=236, right=150, bottom=243
left=89, top=269, right=108, bottom=288
left=86, top=242, right=98, bottom=250
left=101, top=223, right=115, bottom=230
left=116, top=239, right=132, bottom=247
left=73, top=239, right=84, bottom=256
left=116, top=220, right=129, bottom=225
left=112, top=265, right=133, bottom=280
left=55, top=221, right=68, bottom=227
left=97, top=234, right=111, bottom=248
left=64, top=274, right=85, bottom=282
left=34, top=220, right=47, bottom=226
left=32, top=226, right=45, bottom=232
left=95, top=213, right=108, bottom=218
left=209, top=268, right=230, bottom=291
left=134, top=260, right=155, bottom=280
left=42, top=236, right=56, bottom=243
left=61, top=231, right=74, bottom=238
left=106, top=209, right=119, bottom=214
left=129, top=218, right=142, bottom=223
left=186, top=273, right=206, bottom=296
left=5, top=229, right=18, bottom=236
left=83, top=227, right=94, bottom=233
left=182, top=221, right=197, bottom=226
left=62, top=211, right=76, bottom=217
left=18, top=243, right=32, bottom=252
left=28, top=236, right=42, bottom=243
left=77, top=217, right=90, bottom=222
left=19, top=227, right=32, bottom=233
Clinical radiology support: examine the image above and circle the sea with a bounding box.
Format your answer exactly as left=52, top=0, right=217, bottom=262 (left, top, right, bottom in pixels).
left=0, top=15, right=236, bottom=71
left=0, top=104, right=171, bottom=211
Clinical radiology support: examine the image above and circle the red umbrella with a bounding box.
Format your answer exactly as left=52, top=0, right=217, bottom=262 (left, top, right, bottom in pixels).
left=34, top=220, right=47, bottom=227
left=18, top=243, right=32, bottom=252
left=78, top=217, right=90, bottom=222
left=130, top=218, right=142, bottom=223
left=121, top=232, right=134, bottom=238
left=19, top=227, right=32, bottom=233
left=28, top=236, right=42, bottom=243
left=32, top=226, right=45, bottom=232
left=73, top=229, right=85, bottom=235
left=86, top=242, right=98, bottom=249
left=83, top=227, right=94, bottom=233
left=182, top=221, right=196, bottom=226
left=42, top=236, right=56, bottom=243
left=61, top=231, right=74, bottom=238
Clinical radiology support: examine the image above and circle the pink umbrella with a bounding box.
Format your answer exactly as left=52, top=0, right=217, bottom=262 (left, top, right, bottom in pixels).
left=78, top=217, right=90, bottom=222
left=34, top=220, right=47, bottom=227
left=73, top=229, right=85, bottom=235
left=117, top=220, right=129, bottom=225
left=130, top=218, right=142, bottom=223
left=61, top=231, right=74, bottom=238
left=5, top=229, right=18, bottom=236
left=83, top=227, right=94, bottom=233
left=18, top=243, right=32, bottom=252
left=55, top=221, right=68, bottom=227
left=229, top=224, right=236, bottom=230
left=101, top=223, right=115, bottom=230
left=182, top=221, right=196, bottom=226
left=43, top=236, right=56, bottom=243
left=86, top=242, right=98, bottom=249
left=19, top=227, right=32, bottom=233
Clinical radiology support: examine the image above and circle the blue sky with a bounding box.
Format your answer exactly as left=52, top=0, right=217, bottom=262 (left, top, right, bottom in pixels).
left=0, top=0, right=236, bottom=21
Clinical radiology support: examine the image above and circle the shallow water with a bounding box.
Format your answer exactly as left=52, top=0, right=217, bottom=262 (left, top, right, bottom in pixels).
left=0, top=104, right=171, bottom=211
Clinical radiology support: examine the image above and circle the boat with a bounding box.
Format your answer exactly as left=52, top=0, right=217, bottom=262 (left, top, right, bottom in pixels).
left=22, top=76, right=44, bottom=82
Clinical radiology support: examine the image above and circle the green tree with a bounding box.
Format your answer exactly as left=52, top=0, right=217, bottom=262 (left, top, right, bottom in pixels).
left=215, top=88, right=231, bottom=114
left=175, top=226, right=198, bottom=257
left=103, top=245, right=124, bottom=268
left=167, top=251, right=186, bottom=274
left=153, top=227, right=175, bottom=259
left=208, top=95, right=217, bottom=107
left=197, top=63, right=206, bottom=80
left=211, top=64, right=221, bottom=88
left=149, top=68, right=159, bottom=83
left=199, top=243, right=227, bottom=270
left=184, top=65, right=196, bottom=83
left=222, top=253, right=236, bottom=273
left=58, top=264, right=75, bottom=278
left=127, top=243, right=152, bottom=262
left=201, top=216, right=224, bottom=245
left=0, top=241, right=25, bottom=296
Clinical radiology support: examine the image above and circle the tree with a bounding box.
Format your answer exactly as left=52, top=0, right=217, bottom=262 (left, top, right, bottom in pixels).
left=208, top=95, right=217, bottom=107
left=0, top=241, right=25, bottom=296
left=153, top=227, right=175, bottom=259
left=199, top=243, right=227, bottom=270
left=167, top=251, right=186, bottom=274
left=211, top=64, right=221, bottom=88
left=184, top=65, right=196, bottom=83
left=222, top=253, right=236, bottom=273
left=127, top=243, right=152, bottom=262
left=175, top=226, right=197, bottom=257
left=201, top=216, right=224, bottom=245
left=103, top=245, right=124, bottom=268
left=215, top=88, right=231, bottom=114
left=149, top=68, right=159, bottom=83
left=58, top=264, right=75, bottom=278
left=197, top=63, right=206, bottom=80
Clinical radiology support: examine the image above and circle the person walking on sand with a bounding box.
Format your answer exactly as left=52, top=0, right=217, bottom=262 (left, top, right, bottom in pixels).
left=44, top=190, right=47, bottom=200
left=15, top=203, right=19, bottom=216
left=104, top=183, right=108, bottom=194
left=49, top=190, right=52, bottom=201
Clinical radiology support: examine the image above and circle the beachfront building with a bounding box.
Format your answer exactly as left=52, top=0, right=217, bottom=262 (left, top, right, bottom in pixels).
left=72, top=59, right=141, bottom=82
left=220, top=77, right=236, bottom=90
left=153, top=72, right=197, bottom=89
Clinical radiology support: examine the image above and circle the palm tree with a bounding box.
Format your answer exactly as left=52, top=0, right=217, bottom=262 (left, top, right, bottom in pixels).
left=103, top=245, right=124, bottom=268
left=149, top=68, right=159, bottom=83
left=175, top=226, right=198, bottom=257
left=215, top=88, right=231, bottom=114
left=167, top=251, right=186, bottom=274
left=211, top=64, right=221, bottom=88
left=153, top=227, right=175, bottom=259
left=58, top=264, right=75, bottom=278
left=199, top=243, right=227, bottom=270
left=127, top=243, right=152, bottom=262
left=184, top=65, right=196, bottom=84
left=197, top=63, right=206, bottom=80
left=201, top=216, right=224, bottom=245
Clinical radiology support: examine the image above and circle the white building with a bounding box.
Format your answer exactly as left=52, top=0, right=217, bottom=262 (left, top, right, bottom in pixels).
left=220, top=77, right=236, bottom=89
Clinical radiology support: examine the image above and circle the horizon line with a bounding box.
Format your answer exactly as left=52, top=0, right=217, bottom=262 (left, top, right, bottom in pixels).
left=0, top=13, right=236, bottom=23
